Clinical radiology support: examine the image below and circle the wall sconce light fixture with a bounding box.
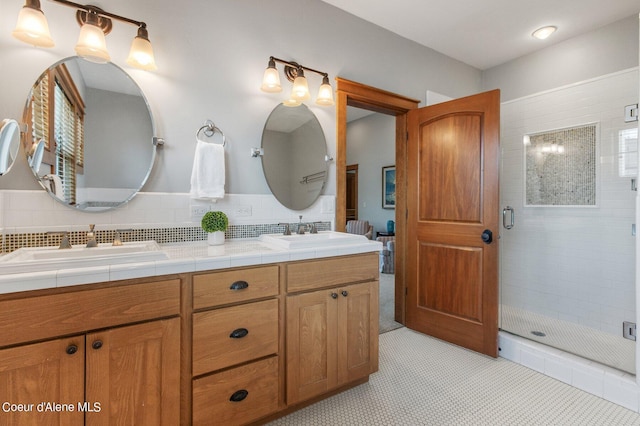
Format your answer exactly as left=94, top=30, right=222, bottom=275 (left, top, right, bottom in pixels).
left=261, top=56, right=334, bottom=107
left=12, top=0, right=157, bottom=71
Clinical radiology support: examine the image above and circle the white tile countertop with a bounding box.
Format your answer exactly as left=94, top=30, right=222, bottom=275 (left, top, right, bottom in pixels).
left=0, top=236, right=383, bottom=294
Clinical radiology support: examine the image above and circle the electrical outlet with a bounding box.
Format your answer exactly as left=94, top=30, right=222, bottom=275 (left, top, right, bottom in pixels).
left=190, top=205, right=209, bottom=218
left=235, top=205, right=252, bottom=217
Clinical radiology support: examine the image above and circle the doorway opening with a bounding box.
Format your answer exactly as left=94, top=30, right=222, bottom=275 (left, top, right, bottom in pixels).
left=335, top=78, right=419, bottom=324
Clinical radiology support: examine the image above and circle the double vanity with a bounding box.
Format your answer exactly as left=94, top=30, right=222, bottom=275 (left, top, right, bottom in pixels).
left=0, top=232, right=381, bottom=425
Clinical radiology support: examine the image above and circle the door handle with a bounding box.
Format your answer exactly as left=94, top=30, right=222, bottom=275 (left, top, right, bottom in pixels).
left=503, top=206, right=514, bottom=230
left=481, top=229, right=493, bottom=244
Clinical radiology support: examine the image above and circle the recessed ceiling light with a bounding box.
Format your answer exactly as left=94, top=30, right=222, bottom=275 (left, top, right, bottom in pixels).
left=532, top=26, right=557, bottom=40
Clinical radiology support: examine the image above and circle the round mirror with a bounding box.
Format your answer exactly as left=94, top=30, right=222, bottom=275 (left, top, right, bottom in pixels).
left=23, top=57, right=157, bottom=211
left=261, top=104, right=328, bottom=210
left=0, top=119, right=21, bottom=176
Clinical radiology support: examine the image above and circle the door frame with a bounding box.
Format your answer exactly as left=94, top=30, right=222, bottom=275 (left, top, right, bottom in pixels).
left=335, top=78, right=419, bottom=323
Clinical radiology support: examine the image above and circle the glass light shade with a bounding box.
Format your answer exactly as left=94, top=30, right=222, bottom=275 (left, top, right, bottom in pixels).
left=315, top=81, right=334, bottom=106
left=12, top=6, right=54, bottom=47
left=290, top=75, right=310, bottom=101
left=127, top=35, right=157, bottom=71
left=75, top=22, right=110, bottom=63
left=261, top=66, right=282, bottom=93
left=282, top=98, right=302, bottom=107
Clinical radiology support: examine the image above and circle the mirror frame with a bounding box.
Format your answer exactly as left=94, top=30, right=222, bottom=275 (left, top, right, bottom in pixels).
left=23, top=57, right=158, bottom=212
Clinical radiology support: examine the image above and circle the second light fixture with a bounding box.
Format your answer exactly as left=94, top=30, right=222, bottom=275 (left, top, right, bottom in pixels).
left=261, top=56, right=334, bottom=107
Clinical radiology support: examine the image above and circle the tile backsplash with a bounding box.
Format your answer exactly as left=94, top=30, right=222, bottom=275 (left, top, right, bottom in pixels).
left=0, top=191, right=336, bottom=253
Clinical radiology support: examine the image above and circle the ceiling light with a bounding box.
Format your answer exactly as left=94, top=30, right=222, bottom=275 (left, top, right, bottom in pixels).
left=532, top=26, right=557, bottom=40
left=12, top=0, right=158, bottom=71
left=261, top=56, right=334, bottom=107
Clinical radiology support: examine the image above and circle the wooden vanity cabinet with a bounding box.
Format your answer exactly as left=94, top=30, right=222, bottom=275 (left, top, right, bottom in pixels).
left=285, top=253, right=379, bottom=405
left=191, top=265, right=281, bottom=426
left=0, top=278, right=181, bottom=425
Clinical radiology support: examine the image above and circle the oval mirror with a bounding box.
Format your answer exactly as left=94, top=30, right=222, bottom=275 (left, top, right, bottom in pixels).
left=261, top=104, right=328, bottom=210
left=23, top=57, right=157, bottom=211
left=0, top=119, right=21, bottom=176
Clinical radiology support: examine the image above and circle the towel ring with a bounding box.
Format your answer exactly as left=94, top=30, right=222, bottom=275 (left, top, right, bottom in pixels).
left=196, top=120, right=226, bottom=146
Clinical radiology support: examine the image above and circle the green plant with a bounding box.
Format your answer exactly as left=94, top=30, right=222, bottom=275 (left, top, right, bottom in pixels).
left=201, top=211, right=228, bottom=233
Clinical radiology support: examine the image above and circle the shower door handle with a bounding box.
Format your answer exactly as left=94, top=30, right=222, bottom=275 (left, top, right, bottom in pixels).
left=503, top=206, right=514, bottom=230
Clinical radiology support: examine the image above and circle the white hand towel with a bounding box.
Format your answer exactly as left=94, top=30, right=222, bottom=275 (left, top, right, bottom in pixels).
left=190, top=139, right=225, bottom=200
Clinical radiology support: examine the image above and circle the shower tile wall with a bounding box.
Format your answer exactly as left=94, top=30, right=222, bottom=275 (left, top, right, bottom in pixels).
left=500, top=69, right=638, bottom=336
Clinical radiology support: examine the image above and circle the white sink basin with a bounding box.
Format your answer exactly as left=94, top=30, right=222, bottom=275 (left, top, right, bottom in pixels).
left=259, top=231, right=369, bottom=249
left=0, top=241, right=168, bottom=274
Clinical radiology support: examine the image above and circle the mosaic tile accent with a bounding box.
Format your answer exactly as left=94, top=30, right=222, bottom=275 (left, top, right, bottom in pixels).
left=525, top=124, right=597, bottom=206
left=1, top=222, right=332, bottom=254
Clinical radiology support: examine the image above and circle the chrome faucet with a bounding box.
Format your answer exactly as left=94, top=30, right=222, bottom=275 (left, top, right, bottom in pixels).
left=86, top=224, right=98, bottom=248
left=48, top=231, right=72, bottom=249
left=297, top=215, right=306, bottom=235
left=278, top=223, right=291, bottom=236
left=113, top=229, right=133, bottom=246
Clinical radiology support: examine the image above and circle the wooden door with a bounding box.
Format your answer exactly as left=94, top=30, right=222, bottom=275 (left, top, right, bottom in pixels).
left=337, top=281, right=379, bottom=384
left=0, top=337, right=85, bottom=425
left=85, top=318, right=181, bottom=425
left=405, top=89, right=500, bottom=357
left=286, top=290, right=338, bottom=404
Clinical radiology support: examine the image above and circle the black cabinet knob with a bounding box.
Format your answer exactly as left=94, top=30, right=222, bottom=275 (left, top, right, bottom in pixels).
left=229, top=389, right=249, bottom=402
left=66, top=344, right=78, bottom=355
left=330, top=292, right=338, bottom=299
left=341, top=290, right=348, bottom=297
left=92, top=340, right=103, bottom=350
left=481, top=229, right=493, bottom=244
left=229, top=328, right=249, bottom=339
left=229, top=280, right=249, bottom=291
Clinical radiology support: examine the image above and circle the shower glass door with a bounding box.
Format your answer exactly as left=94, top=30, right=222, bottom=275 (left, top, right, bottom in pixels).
left=499, top=69, right=638, bottom=374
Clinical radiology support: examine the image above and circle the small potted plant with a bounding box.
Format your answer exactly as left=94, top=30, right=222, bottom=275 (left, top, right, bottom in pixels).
left=201, top=211, right=228, bottom=246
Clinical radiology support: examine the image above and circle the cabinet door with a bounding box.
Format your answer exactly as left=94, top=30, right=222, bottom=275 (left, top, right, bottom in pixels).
left=85, top=318, right=180, bottom=426
left=286, top=289, right=338, bottom=405
left=338, top=280, right=379, bottom=385
left=0, top=337, right=85, bottom=426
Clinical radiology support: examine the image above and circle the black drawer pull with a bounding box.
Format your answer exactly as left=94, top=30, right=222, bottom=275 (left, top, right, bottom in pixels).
left=229, top=389, right=249, bottom=402
left=66, top=344, right=78, bottom=355
left=92, top=340, right=103, bottom=350
left=229, top=280, right=249, bottom=291
left=229, top=328, right=249, bottom=339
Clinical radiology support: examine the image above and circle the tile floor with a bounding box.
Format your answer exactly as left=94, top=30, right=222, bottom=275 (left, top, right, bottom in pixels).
left=268, top=327, right=640, bottom=425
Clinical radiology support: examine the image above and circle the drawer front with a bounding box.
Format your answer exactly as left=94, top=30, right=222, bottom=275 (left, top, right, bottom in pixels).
left=0, top=279, right=181, bottom=348
left=193, top=265, right=279, bottom=309
left=192, top=356, right=279, bottom=426
left=193, top=298, right=279, bottom=375
left=287, top=252, right=378, bottom=293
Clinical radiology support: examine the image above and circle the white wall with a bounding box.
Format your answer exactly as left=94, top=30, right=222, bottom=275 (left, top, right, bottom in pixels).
left=346, top=113, right=396, bottom=235
left=483, top=15, right=639, bottom=101
left=0, top=0, right=481, bottom=201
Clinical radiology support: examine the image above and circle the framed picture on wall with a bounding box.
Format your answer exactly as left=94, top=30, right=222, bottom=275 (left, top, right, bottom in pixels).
left=382, top=165, right=395, bottom=209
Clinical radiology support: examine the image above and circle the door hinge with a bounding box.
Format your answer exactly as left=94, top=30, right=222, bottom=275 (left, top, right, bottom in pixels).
left=405, top=287, right=408, bottom=296
left=623, top=321, right=636, bottom=341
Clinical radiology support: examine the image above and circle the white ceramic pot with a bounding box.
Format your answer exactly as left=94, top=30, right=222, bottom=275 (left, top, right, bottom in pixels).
left=207, top=230, right=225, bottom=246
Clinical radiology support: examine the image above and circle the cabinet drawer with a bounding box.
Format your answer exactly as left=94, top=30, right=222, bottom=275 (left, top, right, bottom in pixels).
left=192, top=356, right=279, bottom=426
left=0, top=279, right=181, bottom=348
left=193, top=298, right=279, bottom=375
left=193, top=265, right=279, bottom=309
left=287, top=253, right=378, bottom=293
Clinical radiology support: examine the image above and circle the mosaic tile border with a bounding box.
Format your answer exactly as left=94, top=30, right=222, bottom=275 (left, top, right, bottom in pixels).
left=1, top=222, right=332, bottom=254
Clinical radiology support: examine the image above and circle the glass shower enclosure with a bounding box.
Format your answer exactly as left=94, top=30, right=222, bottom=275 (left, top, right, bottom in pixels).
left=499, top=68, right=638, bottom=374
